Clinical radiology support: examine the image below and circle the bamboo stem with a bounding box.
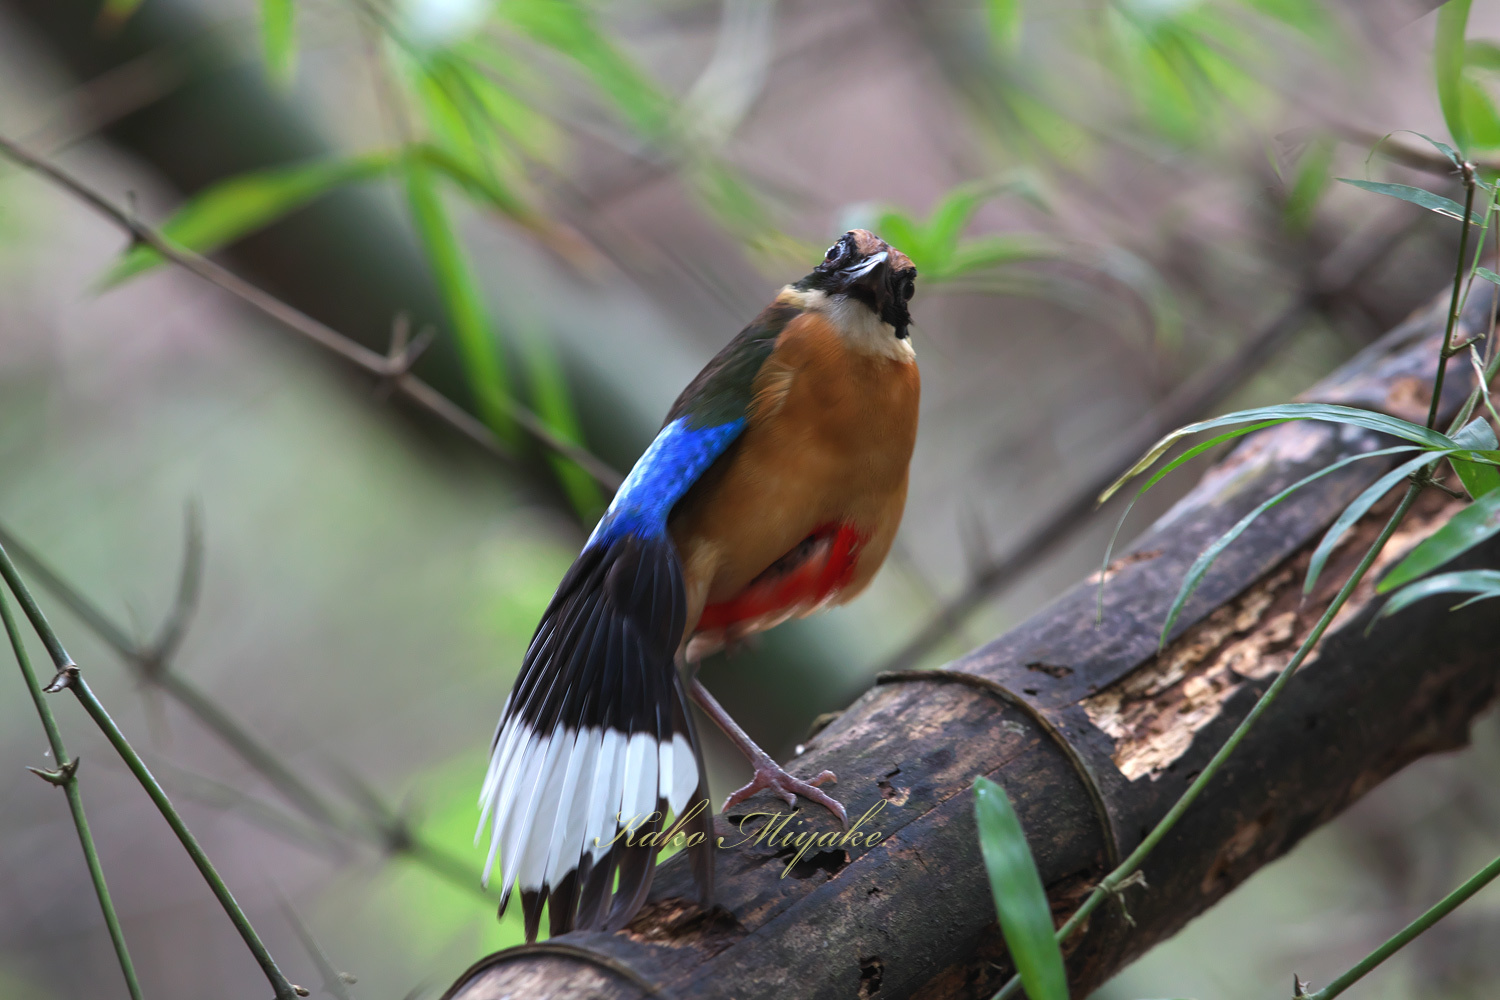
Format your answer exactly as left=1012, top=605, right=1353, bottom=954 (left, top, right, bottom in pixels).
left=0, top=541, right=307, bottom=1000
left=1, top=590, right=143, bottom=1000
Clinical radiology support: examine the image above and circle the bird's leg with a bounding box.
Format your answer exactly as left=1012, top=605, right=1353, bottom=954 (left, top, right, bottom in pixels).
left=687, top=677, right=848, bottom=828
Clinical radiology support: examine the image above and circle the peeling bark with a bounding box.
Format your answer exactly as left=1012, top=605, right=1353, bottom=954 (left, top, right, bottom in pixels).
left=443, top=290, right=1500, bottom=1000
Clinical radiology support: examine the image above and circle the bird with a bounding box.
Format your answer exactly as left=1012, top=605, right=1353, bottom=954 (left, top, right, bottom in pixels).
left=477, top=229, right=920, bottom=941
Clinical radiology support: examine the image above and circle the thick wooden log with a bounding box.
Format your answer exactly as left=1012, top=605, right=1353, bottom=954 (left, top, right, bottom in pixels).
left=443, top=288, right=1500, bottom=1000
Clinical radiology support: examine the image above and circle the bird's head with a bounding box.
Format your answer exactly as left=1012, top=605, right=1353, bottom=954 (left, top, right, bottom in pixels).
left=792, top=229, right=918, bottom=341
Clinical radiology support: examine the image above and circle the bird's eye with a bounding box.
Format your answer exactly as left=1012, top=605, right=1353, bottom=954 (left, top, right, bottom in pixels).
left=902, top=275, right=916, bottom=301
left=824, top=241, right=846, bottom=264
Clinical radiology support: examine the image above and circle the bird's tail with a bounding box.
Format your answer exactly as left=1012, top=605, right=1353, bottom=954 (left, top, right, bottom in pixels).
left=477, top=533, right=714, bottom=940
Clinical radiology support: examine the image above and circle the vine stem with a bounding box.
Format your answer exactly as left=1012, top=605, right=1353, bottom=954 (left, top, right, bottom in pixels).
left=992, top=483, right=1424, bottom=1000
left=1427, top=163, right=1478, bottom=430
left=0, top=542, right=308, bottom=1000
left=1305, top=851, right=1500, bottom=999
left=1, top=590, right=143, bottom=1000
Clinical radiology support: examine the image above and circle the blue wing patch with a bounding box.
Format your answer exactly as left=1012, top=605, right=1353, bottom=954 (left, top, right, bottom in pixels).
left=587, top=417, right=745, bottom=546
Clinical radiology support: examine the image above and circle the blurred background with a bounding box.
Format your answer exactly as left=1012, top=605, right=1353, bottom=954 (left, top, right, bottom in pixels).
left=1, top=0, right=1499, bottom=996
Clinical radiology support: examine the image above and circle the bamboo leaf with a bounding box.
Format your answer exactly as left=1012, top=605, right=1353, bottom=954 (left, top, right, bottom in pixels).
left=1378, top=569, right=1500, bottom=618
left=1158, top=447, right=1420, bottom=645
left=1450, top=417, right=1500, bottom=498
left=1406, top=130, right=1464, bottom=168
left=987, top=0, right=1023, bottom=53
left=1336, top=179, right=1473, bottom=223
left=1284, top=135, right=1335, bottom=232
left=97, top=0, right=146, bottom=29
left=99, top=153, right=396, bottom=287
left=925, top=188, right=990, bottom=267
left=973, top=777, right=1067, bottom=1000
left=1469, top=40, right=1500, bottom=72
left=1099, top=421, right=1284, bottom=612
left=517, top=325, right=602, bottom=520
left=1378, top=488, right=1500, bottom=593
left=262, top=0, right=297, bottom=86
left=414, top=144, right=537, bottom=226
left=1460, top=74, right=1500, bottom=151
left=1303, top=452, right=1453, bottom=595
left=1434, top=0, right=1470, bottom=152
left=872, top=210, right=926, bottom=267
left=1477, top=266, right=1500, bottom=285
left=1100, top=403, right=1459, bottom=504
left=405, top=155, right=516, bottom=444
left=1436, top=0, right=1475, bottom=151
left=498, top=0, right=669, bottom=138
left=942, top=235, right=1064, bottom=280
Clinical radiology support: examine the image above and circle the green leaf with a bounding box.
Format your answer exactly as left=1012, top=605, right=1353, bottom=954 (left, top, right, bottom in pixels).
left=1284, top=135, right=1335, bottom=233
left=99, top=153, right=395, bottom=287
left=262, top=0, right=297, bottom=86
left=1407, top=130, right=1464, bottom=168
left=97, top=0, right=146, bottom=29
left=872, top=210, right=926, bottom=266
left=1303, top=452, right=1453, bottom=595
left=1099, top=421, right=1284, bottom=611
left=925, top=188, right=991, bottom=269
left=1241, top=0, right=1337, bottom=45
left=942, top=234, right=1064, bottom=281
left=1158, top=447, right=1420, bottom=645
left=1460, top=74, right=1500, bottom=150
left=973, top=777, right=1067, bottom=1000
left=414, top=144, right=536, bottom=226
left=517, top=325, right=603, bottom=520
left=1378, top=569, right=1500, bottom=618
left=1469, top=40, right=1500, bottom=72
left=498, top=0, right=669, bottom=138
left=1450, top=417, right=1500, bottom=498
left=405, top=156, right=516, bottom=445
left=1379, top=488, right=1500, bottom=593
left=987, top=0, right=1023, bottom=53
left=1100, top=403, right=1459, bottom=504
left=1335, top=179, right=1473, bottom=223
left=1436, top=0, right=1475, bottom=151
left=1477, top=266, right=1500, bottom=285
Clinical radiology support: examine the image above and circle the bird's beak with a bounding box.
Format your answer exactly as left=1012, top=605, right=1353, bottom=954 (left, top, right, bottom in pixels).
left=844, top=251, right=889, bottom=284
left=838, top=250, right=890, bottom=302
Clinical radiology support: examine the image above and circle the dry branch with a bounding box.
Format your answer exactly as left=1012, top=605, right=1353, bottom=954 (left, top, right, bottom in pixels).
left=443, top=289, right=1500, bottom=999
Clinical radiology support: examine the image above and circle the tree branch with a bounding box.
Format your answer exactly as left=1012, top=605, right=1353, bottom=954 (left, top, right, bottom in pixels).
left=442, top=288, right=1499, bottom=999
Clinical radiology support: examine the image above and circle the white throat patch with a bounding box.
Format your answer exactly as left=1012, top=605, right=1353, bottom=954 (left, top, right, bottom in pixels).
left=779, top=286, right=916, bottom=361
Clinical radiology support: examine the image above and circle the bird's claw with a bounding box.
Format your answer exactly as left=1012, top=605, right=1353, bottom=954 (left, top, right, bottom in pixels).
left=722, top=761, right=848, bottom=828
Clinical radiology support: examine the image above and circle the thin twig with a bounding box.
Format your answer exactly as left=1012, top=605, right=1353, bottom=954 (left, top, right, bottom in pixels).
left=0, top=516, right=497, bottom=897
left=0, top=133, right=624, bottom=494
left=278, top=892, right=360, bottom=1000
left=0, top=541, right=310, bottom=1000
left=146, top=756, right=343, bottom=858
left=1305, top=850, right=1500, bottom=1000
left=0, top=515, right=340, bottom=827
left=327, top=762, right=496, bottom=902
left=992, top=484, right=1425, bottom=1000
left=1, top=590, right=143, bottom=1000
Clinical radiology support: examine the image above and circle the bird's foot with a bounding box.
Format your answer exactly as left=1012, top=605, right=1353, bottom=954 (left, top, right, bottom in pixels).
left=723, top=759, right=848, bottom=828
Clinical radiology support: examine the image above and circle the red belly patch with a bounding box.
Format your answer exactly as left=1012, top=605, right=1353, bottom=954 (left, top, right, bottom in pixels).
left=697, top=523, right=864, bottom=635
